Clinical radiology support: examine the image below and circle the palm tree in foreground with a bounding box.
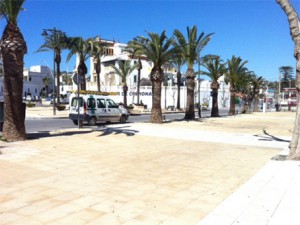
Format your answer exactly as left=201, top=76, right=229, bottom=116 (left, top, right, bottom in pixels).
left=277, top=0, right=300, bottom=160
left=0, top=0, right=27, bottom=141
left=111, top=60, right=137, bottom=108
left=174, top=25, right=213, bottom=120
left=127, top=31, right=175, bottom=123
left=201, top=57, right=226, bottom=117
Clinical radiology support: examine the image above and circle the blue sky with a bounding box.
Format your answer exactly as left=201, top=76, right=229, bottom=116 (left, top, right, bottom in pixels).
left=1, top=0, right=299, bottom=82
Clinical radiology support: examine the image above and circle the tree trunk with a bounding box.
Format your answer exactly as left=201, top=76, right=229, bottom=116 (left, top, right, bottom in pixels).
left=228, top=88, right=236, bottom=116
left=123, top=84, right=128, bottom=108
left=184, top=68, right=195, bottom=120
left=78, top=61, right=87, bottom=91
left=1, top=23, right=27, bottom=141
left=277, top=0, right=300, bottom=160
left=211, top=89, right=220, bottom=117
left=150, top=67, right=163, bottom=123
left=253, top=92, right=259, bottom=112
left=94, top=57, right=101, bottom=92
left=176, top=71, right=181, bottom=110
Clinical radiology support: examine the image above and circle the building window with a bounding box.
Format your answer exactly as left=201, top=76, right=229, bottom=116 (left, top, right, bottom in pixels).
left=35, top=88, right=37, bottom=93
left=104, top=48, right=114, bottom=56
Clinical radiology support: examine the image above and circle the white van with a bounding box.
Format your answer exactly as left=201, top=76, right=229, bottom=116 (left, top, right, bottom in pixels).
left=69, top=93, right=130, bottom=126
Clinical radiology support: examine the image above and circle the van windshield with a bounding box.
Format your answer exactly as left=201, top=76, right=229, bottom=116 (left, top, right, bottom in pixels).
left=71, top=97, right=83, bottom=107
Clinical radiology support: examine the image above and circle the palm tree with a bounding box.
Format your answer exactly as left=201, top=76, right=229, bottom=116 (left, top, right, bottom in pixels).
left=37, top=28, right=67, bottom=104
left=61, top=72, right=73, bottom=86
left=250, top=75, right=264, bottom=112
left=171, top=53, right=185, bottom=110
left=174, top=26, right=213, bottom=120
left=277, top=0, right=300, bottom=160
left=88, top=37, right=106, bottom=92
left=0, top=0, right=26, bottom=141
left=127, top=31, right=175, bottom=123
left=279, top=66, right=294, bottom=90
left=225, top=55, right=249, bottom=116
left=66, top=37, right=91, bottom=91
left=111, top=61, right=137, bottom=108
left=42, top=76, right=50, bottom=97
left=201, top=57, right=226, bottom=117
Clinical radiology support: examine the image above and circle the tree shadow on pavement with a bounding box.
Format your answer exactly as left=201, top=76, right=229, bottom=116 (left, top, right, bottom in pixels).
left=254, top=129, right=290, bottom=143
left=96, top=126, right=139, bottom=137
left=27, top=130, right=94, bottom=139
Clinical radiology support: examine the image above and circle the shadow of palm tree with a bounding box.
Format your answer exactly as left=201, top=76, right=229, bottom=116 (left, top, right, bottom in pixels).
left=96, top=125, right=139, bottom=137
left=27, top=130, right=94, bottom=139
left=254, top=129, right=290, bottom=143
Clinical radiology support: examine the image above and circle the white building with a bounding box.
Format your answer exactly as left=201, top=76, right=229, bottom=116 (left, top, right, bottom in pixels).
left=23, top=65, right=54, bottom=98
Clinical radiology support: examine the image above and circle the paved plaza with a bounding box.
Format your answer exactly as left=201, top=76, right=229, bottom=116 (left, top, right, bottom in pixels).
left=0, top=108, right=299, bottom=225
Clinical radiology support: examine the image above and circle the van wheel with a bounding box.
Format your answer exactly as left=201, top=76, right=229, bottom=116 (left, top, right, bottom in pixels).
left=120, top=115, right=127, bottom=123
left=88, top=117, right=97, bottom=126
left=73, top=120, right=78, bottom=125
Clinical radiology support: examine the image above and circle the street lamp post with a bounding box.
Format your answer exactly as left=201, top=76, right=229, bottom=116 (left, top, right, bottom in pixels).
left=197, top=57, right=201, bottom=118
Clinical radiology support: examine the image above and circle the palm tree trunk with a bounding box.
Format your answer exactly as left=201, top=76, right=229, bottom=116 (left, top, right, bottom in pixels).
left=184, top=68, right=195, bottom=120
left=211, top=89, right=219, bottom=117
left=1, top=23, right=27, bottom=141
left=95, top=58, right=101, bottom=92
left=253, top=93, right=259, bottom=112
left=176, top=72, right=181, bottom=110
left=228, top=89, right=236, bottom=116
left=78, top=61, right=87, bottom=91
left=150, top=67, right=163, bottom=123
left=123, top=85, right=128, bottom=108
left=277, top=0, right=300, bottom=160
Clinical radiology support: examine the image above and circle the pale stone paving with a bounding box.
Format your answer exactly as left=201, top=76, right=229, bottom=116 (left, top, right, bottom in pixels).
left=0, top=111, right=295, bottom=225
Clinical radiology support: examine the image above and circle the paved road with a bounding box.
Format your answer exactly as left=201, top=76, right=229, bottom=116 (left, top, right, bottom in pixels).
left=25, top=109, right=229, bottom=133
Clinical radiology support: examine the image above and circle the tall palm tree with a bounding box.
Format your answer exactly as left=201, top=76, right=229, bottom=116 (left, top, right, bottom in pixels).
left=279, top=66, right=294, bottom=89
left=88, top=37, right=106, bottom=92
left=171, top=53, right=185, bottom=110
left=201, top=57, right=226, bottom=117
left=111, top=60, right=137, bottom=108
left=127, top=31, right=175, bottom=123
left=174, top=25, right=213, bottom=120
left=225, top=55, right=249, bottom=116
left=0, top=0, right=26, bottom=141
left=277, top=0, right=300, bottom=160
left=37, top=28, right=67, bottom=104
left=66, top=37, right=91, bottom=91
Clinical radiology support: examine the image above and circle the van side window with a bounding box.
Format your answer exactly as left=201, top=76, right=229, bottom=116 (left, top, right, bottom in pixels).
left=87, top=98, right=96, bottom=109
left=107, top=99, right=118, bottom=108
left=97, top=99, right=106, bottom=108
left=71, top=97, right=83, bottom=107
